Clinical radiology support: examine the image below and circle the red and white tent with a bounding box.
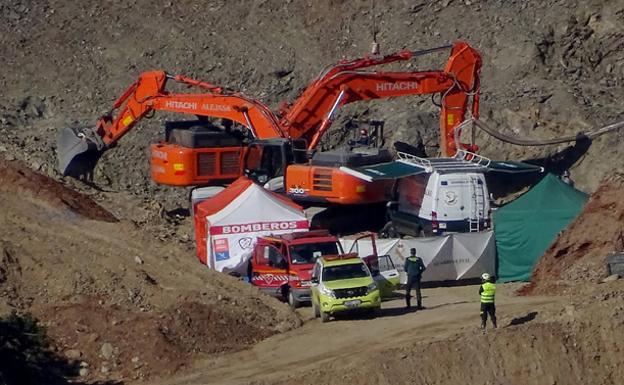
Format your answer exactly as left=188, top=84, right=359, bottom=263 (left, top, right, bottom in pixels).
left=194, top=177, right=309, bottom=272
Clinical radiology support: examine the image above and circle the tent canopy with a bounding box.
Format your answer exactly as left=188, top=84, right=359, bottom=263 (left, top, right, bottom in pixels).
left=197, top=177, right=302, bottom=217
left=494, top=173, right=588, bottom=282
left=203, top=181, right=305, bottom=232
left=194, top=177, right=308, bottom=270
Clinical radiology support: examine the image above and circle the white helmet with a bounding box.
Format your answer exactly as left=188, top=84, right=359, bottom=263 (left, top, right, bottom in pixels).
left=481, top=273, right=491, bottom=281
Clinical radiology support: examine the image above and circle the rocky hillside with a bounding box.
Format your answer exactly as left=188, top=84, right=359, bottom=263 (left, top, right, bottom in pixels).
left=523, top=172, right=624, bottom=295
left=0, top=158, right=301, bottom=382
left=1, top=0, right=623, bottom=212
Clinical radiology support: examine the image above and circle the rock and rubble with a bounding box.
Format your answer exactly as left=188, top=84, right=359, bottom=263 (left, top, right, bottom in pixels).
left=0, top=158, right=301, bottom=382
left=523, top=172, right=624, bottom=294
left=1, top=1, right=623, bottom=206
left=1, top=1, right=624, bottom=384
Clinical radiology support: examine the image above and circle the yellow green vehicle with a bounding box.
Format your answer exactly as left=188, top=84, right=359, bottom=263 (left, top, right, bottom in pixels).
left=310, top=253, right=382, bottom=322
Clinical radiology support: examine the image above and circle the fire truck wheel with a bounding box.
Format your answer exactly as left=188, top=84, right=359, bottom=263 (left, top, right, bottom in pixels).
left=287, top=290, right=300, bottom=309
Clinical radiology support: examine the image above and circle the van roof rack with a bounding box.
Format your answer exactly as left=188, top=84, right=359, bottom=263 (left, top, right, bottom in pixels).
left=396, top=150, right=491, bottom=173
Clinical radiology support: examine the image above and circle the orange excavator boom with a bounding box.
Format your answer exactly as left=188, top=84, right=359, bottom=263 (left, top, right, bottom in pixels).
left=57, top=41, right=482, bottom=195
left=58, top=71, right=283, bottom=178
left=280, top=41, right=482, bottom=155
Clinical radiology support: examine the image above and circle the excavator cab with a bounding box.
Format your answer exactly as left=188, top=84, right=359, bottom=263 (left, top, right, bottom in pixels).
left=243, top=138, right=308, bottom=191
left=346, top=120, right=385, bottom=149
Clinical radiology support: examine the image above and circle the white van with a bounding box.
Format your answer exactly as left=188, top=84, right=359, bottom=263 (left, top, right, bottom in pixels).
left=340, top=150, right=542, bottom=238
left=384, top=167, right=491, bottom=237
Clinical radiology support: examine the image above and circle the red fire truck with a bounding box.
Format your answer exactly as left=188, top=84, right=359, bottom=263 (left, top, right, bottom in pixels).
left=248, top=230, right=378, bottom=308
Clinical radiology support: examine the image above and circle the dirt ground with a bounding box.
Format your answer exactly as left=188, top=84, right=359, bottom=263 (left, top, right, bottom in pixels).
left=156, top=281, right=624, bottom=385
left=2, top=1, right=624, bottom=384
left=0, top=158, right=301, bottom=382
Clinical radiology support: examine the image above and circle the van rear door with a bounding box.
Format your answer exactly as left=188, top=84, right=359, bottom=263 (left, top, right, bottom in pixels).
left=436, top=173, right=470, bottom=226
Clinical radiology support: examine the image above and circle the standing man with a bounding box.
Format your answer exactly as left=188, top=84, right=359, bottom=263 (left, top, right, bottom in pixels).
left=479, top=273, right=497, bottom=333
left=404, top=248, right=426, bottom=310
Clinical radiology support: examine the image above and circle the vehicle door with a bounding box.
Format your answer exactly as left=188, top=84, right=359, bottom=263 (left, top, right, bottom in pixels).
left=348, top=234, right=399, bottom=297
left=251, top=242, right=289, bottom=295
left=348, top=233, right=381, bottom=280
left=348, top=233, right=378, bottom=265
left=376, top=255, right=400, bottom=297
left=310, top=261, right=322, bottom=304
left=437, top=174, right=468, bottom=227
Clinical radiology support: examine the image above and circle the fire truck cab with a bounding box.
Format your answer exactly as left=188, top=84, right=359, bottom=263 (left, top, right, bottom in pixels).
left=248, top=230, right=345, bottom=308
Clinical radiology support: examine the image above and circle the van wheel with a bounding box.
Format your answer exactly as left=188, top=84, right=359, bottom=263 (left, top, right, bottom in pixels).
left=287, top=290, right=300, bottom=309
left=422, top=227, right=434, bottom=237
left=312, top=301, right=320, bottom=318
left=380, top=221, right=399, bottom=239
left=320, top=311, right=330, bottom=323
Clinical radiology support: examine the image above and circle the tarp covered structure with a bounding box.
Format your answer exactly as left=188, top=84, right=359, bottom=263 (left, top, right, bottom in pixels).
left=340, top=231, right=496, bottom=283
left=194, top=177, right=309, bottom=272
left=494, top=174, right=588, bottom=282
left=339, top=153, right=544, bottom=182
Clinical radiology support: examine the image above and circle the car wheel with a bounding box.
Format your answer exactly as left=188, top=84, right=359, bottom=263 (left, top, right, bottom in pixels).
left=288, top=290, right=299, bottom=309
left=320, top=311, right=330, bottom=323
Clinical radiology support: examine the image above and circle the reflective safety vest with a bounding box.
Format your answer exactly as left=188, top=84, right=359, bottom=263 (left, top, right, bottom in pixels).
left=405, top=256, right=424, bottom=277
left=480, top=282, right=496, bottom=303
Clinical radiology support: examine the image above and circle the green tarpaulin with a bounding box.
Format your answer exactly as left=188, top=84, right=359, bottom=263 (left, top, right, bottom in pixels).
left=494, top=174, right=588, bottom=282
left=339, top=161, right=428, bottom=182
left=488, top=160, right=544, bottom=173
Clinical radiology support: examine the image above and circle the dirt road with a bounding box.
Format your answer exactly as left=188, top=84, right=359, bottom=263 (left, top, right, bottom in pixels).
left=159, top=284, right=558, bottom=385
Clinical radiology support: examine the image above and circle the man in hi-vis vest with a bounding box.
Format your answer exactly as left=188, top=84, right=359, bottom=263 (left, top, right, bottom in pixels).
left=479, top=273, right=497, bottom=332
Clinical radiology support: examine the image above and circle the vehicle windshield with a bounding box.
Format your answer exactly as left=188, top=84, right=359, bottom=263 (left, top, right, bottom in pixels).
left=322, top=262, right=369, bottom=281
left=290, top=242, right=340, bottom=265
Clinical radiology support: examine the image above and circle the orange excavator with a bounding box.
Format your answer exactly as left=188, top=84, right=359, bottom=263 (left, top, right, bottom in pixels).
left=58, top=41, right=481, bottom=205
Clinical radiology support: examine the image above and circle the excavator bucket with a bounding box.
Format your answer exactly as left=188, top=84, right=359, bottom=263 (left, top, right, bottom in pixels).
left=57, top=127, right=104, bottom=178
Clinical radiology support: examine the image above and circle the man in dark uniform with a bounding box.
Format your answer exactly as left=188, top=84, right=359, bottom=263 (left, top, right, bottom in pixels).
left=404, top=248, right=426, bottom=310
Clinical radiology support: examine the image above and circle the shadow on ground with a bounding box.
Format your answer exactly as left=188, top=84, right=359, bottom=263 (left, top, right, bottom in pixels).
left=506, top=311, right=539, bottom=327
left=0, top=312, right=124, bottom=385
